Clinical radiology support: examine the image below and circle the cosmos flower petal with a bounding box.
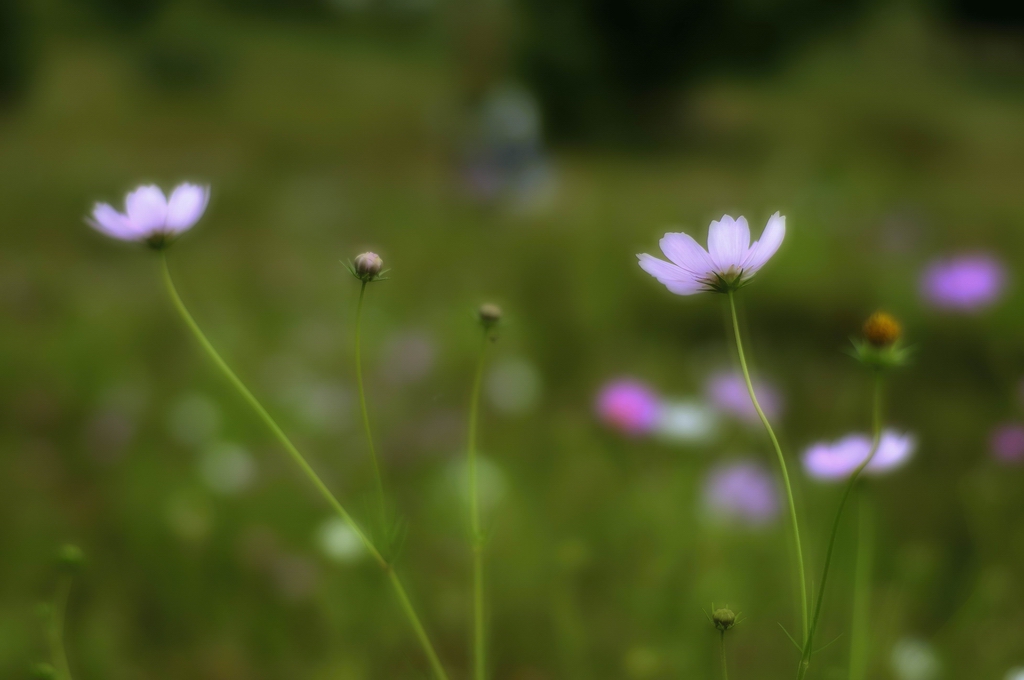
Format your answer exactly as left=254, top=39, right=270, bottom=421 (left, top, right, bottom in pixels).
left=741, top=212, right=785, bottom=274
left=124, top=185, right=169, bottom=233
left=804, top=430, right=915, bottom=481
left=659, top=231, right=715, bottom=276
left=637, top=254, right=705, bottom=295
left=866, top=430, right=916, bottom=473
left=707, top=215, right=750, bottom=271
left=87, top=203, right=141, bottom=240
left=165, top=183, right=210, bottom=233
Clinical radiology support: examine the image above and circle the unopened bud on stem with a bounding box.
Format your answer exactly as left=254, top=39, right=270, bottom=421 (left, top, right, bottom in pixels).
left=712, top=607, right=736, bottom=632
left=863, top=311, right=901, bottom=347
left=478, top=303, right=502, bottom=328
left=353, top=252, right=384, bottom=281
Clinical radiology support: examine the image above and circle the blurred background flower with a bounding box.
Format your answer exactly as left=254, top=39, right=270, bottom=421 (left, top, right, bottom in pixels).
left=920, top=254, right=1007, bottom=311
left=706, top=370, right=783, bottom=424
left=891, top=637, right=941, bottom=680
left=989, top=423, right=1024, bottom=464
left=701, top=460, right=780, bottom=527
left=595, top=378, right=661, bottom=436
left=803, top=430, right=916, bottom=480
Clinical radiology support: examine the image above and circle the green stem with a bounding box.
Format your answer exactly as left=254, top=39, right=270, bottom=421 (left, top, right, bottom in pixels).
left=720, top=631, right=729, bottom=680
left=161, top=253, right=449, bottom=680
left=728, top=291, right=808, bottom=643
left=50, top=575, right=73, bottom=680
left=797, top=373, right=884, bottom=680
left=355, top=281, right=388, bottom=529
left=848, top=492, right=874, bottom=680
left=467, top=329, right=489, bottom=680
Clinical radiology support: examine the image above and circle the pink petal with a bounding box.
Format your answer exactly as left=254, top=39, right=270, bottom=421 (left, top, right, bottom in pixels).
left=741, top=213, right=786, bottom=274
left=637, top=254, right=705, bottom=295
left=707, top=215, right=750, bottom=272
left=124, top=185, right=168, bottom=233
left=87, top=203, right=141, bottom=241
left=166, top=183, right=210, bottom=233
left=659, top=231, right=715, bottom=276
left=866, top=430, right=915, bottom=473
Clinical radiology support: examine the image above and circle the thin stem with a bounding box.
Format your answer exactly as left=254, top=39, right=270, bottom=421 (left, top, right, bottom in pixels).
left=848, top=492, right=874, bottom=680
left=467, top=329, right=490, bottom=680
left=355, top=281, right=388, bottom=529
left=797, top=373, right=884, bottom=680
left=50, top=575, right=73, bottom=680
left=720, top=632, right=729, bottom=680
left=160, top=253, right=449, bottom=680
left=728, top=291, right=808, bottom=643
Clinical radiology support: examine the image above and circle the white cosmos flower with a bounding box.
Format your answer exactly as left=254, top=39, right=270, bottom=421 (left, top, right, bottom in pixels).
left=638, top=213, right=785, bottom=294
left=87, top=183, right=209, bottom=247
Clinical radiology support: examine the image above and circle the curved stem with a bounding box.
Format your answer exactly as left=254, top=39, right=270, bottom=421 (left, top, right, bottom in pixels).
left=797, top=373, right=884, bottom=680
left=728, top=291, right=808, bottom=643
left=720, top=631, right=729, bottom=680
left=50, top=575, right=73, bottom=680
left=467, top=329, right=490, bottom=680
left=848, top=491, right=874, bottom=680
left=355, top=281, right=388, bottom=529
left=161, top=253, right=449, bottom=680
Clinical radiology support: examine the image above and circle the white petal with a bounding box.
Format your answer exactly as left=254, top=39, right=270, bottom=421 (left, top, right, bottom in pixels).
left=166, top=183, right=210, bottom=233
left=124, top=185, right=169, bottom=233
left=707, top=215, right=750, bottom=272
left=87, top=203, right=141, bottom=241
left=659, top=231, right=715, bottom=276
left=741, top=213, right=785, bottom=274
left=637, top=254, right=705, bottom=295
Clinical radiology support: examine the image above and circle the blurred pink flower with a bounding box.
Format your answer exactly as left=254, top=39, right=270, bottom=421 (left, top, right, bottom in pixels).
left=706, top=371, right=782, bottom=423
left=803, top=430, right=916, bottom=481
left=87, top=183, right=209, bottom=244
left=989, top=423, right=1024, bottom=464
left=920, top=254, right=1006, bottom=311
left=638, top=213, right=785, bottom=295
left=596, top=379, right=661, bottom=435
left=702, top=460, right=780, bottom=526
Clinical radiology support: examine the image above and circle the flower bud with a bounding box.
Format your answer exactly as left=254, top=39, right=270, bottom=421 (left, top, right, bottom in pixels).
left=56, top=544, right=85, bottom=572
left=353, top=252, right=384, bottom=281
left=478, top=303, right=502, bottom=328
left=863, top=311, right=901, bottom=347
left=712, top=607, right=736, bottom=632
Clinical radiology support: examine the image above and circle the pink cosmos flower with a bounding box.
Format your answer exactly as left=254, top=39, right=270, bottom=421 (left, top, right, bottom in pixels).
left=920, top=254, right=1006, bottom=311
left=702, top=460, right=780, bottom=527
left=989, top=423, right=1024, bottom=464
left=803, top=430, right=916, bottom=481
left=706, top=370, right=782, bottom=424
left=87, top=183, right=210, bottom=246
left=637, top=213, right=785, bottom=294
left=595, top=379, right=661, bottom=435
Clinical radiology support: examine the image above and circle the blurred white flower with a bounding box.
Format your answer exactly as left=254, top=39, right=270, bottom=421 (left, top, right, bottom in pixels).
left=655, top=399, right=718, bottom=444
left=167, top=393, right=221, bottom=447
left=200, top=442, right=256, bottom=495
left=316, top=517, right=366, bottom=564
left=487, top=357, right=543, bottom=415
left=891, top=637, right=941, bottom=680
left=1006, top=667, right=1024, bottom=680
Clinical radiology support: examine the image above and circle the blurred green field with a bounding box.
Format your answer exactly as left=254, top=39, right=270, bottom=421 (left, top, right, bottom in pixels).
left=3, top=3, right=1024, bottom=679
